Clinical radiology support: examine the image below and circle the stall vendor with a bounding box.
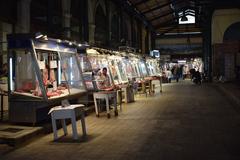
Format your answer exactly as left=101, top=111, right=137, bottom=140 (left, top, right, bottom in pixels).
left=96, top=67, right=115, bottom=90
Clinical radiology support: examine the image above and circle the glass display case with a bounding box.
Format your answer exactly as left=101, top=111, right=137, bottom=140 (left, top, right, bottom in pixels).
left=7, top=34, right=86, bottom=124
left=78, top=53, right=95, bottom=90
left=129, top=57, right=142, bottom=79
left=138, top=59, right=149, bottom=78
left=146, top=58, right=161, bottom=77
left=86, top=48, right=114, bottom=90
left=121, top=57, right=138, bottom=80
left=108, top=55, right=128, bottom=84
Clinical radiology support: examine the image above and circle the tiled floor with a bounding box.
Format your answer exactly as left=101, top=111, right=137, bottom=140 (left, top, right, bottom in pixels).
left=1, top=80, right=240, bottom=160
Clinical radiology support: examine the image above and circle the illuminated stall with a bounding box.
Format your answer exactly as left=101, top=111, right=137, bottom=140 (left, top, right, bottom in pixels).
left=108, top=53, right=129, bottom=84
left=138, top=58, right=149, bottom=78
left=129, top=56, right=142, bottom=79
left=7, top=34, right=86, bottom=124
left=145, top=57, right=163, bottom=93
left=87, top=48, right=135, bottom=103
left=121, top=56, right=139, bottom=80
left=77, top=48, right=95, bottom=91
left=108, top=53, right=135, bottom=103
left=146, top=57, right=161, bottom=77
left=86, top=48, right=114, bottom=90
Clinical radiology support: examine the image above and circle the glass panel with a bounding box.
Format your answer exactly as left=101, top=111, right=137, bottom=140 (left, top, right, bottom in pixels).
left=147, top=63, right=153, bottom=76
left=139, top=61, right=148, bottom=77
left=79, top=55, right=92, bottom=72
left=116, top=61, right=128, bottom=83
left=35, top=50, right=70, bottom=99
left=130, top=58, right=141, bottom=78
left=108, top=60, right=120, bottom=84
left=12, top=50, right=42, bottom=98
left=78, top=55, right=94, bottom=90
left=147, top=60, right=157, bottom=76
left=88, top=56, right=113, bottom=90
left=122, top=59, right=135, bottom=79
left=60, top=52, right=85, bottom=95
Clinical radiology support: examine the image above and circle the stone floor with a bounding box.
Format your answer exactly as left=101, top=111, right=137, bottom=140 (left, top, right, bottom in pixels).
left=1, top=80, right=240, bottom=160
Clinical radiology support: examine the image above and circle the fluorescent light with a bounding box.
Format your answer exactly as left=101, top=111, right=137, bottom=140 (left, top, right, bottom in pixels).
left=164, top=31, right=202, bottom=35
left=35, top=34, right=43, bottom=39
left=70, top=57, right=73, bottom=85
left=58, top=60, right=61, bottom=85
left=9, top=58, right=13, bottom=91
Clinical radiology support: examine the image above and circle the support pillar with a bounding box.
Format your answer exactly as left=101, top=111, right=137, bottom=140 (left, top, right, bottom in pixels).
left=88, top=23, right=96, bottom=45
left=16, top=0, right=31, bottom=33
left=130, top=16, right=134, bottom=47
left=79, top=0, right=89, bottom=42
left=105, top=0, right=110, bottom=46
left=62, top=0, right=71, bottom=38
left=151, top=32, right=156, bottom=50
left=203, top=9, right=213, bottom=81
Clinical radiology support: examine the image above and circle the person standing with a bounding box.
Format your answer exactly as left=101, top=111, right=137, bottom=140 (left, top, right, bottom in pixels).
left=182, top=65, right=188, bottom=80
left=165, top=68, right=172, bottom=83
left=173, top=65, right=181, bottom=82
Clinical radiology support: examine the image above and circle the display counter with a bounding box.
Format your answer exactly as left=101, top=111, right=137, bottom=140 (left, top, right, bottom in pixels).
left=7, top=34, right=87, bottom=124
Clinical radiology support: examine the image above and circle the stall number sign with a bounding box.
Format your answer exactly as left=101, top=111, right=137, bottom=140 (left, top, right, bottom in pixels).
left=38, top=60, right=46, bottom=70
left=50, top=60, right=57, bottom=68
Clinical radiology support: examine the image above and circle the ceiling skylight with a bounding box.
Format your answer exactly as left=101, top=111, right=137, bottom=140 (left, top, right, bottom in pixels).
left=178, top=9, right=195, bottom=24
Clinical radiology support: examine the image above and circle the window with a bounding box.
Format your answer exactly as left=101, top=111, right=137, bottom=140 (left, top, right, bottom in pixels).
left=178, top=9, right=195, bottom=24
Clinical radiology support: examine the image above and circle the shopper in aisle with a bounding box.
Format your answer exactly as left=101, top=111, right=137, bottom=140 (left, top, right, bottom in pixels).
left=173, top=65, right=181, bottom=82
left=183, top=65, right=188, bottom=80
left=165, top=68, right=172, bottom=83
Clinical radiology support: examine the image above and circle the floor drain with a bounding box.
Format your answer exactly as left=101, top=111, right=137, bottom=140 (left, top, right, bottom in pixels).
left=0, top=128, right=24, bottom=133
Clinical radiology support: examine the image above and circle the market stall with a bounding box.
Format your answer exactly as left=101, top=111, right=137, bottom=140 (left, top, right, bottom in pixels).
left=108, top=53, right=134, bottom=103
left=86, top=48, right=114, bottom=90
left=7, top=34, right=87, bottom=124
left=145, top=57, right=163, bottom=93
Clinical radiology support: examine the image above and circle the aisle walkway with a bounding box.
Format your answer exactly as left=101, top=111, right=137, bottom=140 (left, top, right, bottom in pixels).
left=1, top=80, right=240, bottom=160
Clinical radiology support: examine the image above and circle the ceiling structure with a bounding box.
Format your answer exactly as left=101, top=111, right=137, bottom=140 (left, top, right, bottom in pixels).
left=127, top=0, right=240, bottom=36
left=122, top=0, right=240, bottom=57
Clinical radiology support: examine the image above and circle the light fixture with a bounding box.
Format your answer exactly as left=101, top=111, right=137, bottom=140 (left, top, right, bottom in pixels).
left=43, top=35, right=48, bottom=40
left=35, top=32, right=48, bottom=40
left=35, top=32, right=43, bottom=39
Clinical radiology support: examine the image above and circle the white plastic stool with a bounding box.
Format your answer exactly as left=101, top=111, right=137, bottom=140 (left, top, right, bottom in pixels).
left=93, top=91, right=118, bottom=118
left=48, top=104, right=86, bottom=141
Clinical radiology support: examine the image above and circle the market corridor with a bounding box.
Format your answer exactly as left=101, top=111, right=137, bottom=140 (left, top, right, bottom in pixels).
left=2, top=80, right=240, bottom=160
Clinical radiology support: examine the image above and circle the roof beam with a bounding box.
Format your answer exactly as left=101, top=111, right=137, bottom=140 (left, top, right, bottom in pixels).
left=149, top=5, right=196, bottom=22
left=149, top=10, right=175, bottom=21
left=157, top=25, right=179, bottom=36
left=111, top=0, right=155, bottom=31
left=157, top=27, right=201, bottom=34
left=149, top=8, right=195, bottom=22
left=142, top=0, right=181, bottom=15
left=154, top=19, right=178, bottom=28
left=133, top=0, right=149, bottom=7
left=154, top=13, right=197, bottom=29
